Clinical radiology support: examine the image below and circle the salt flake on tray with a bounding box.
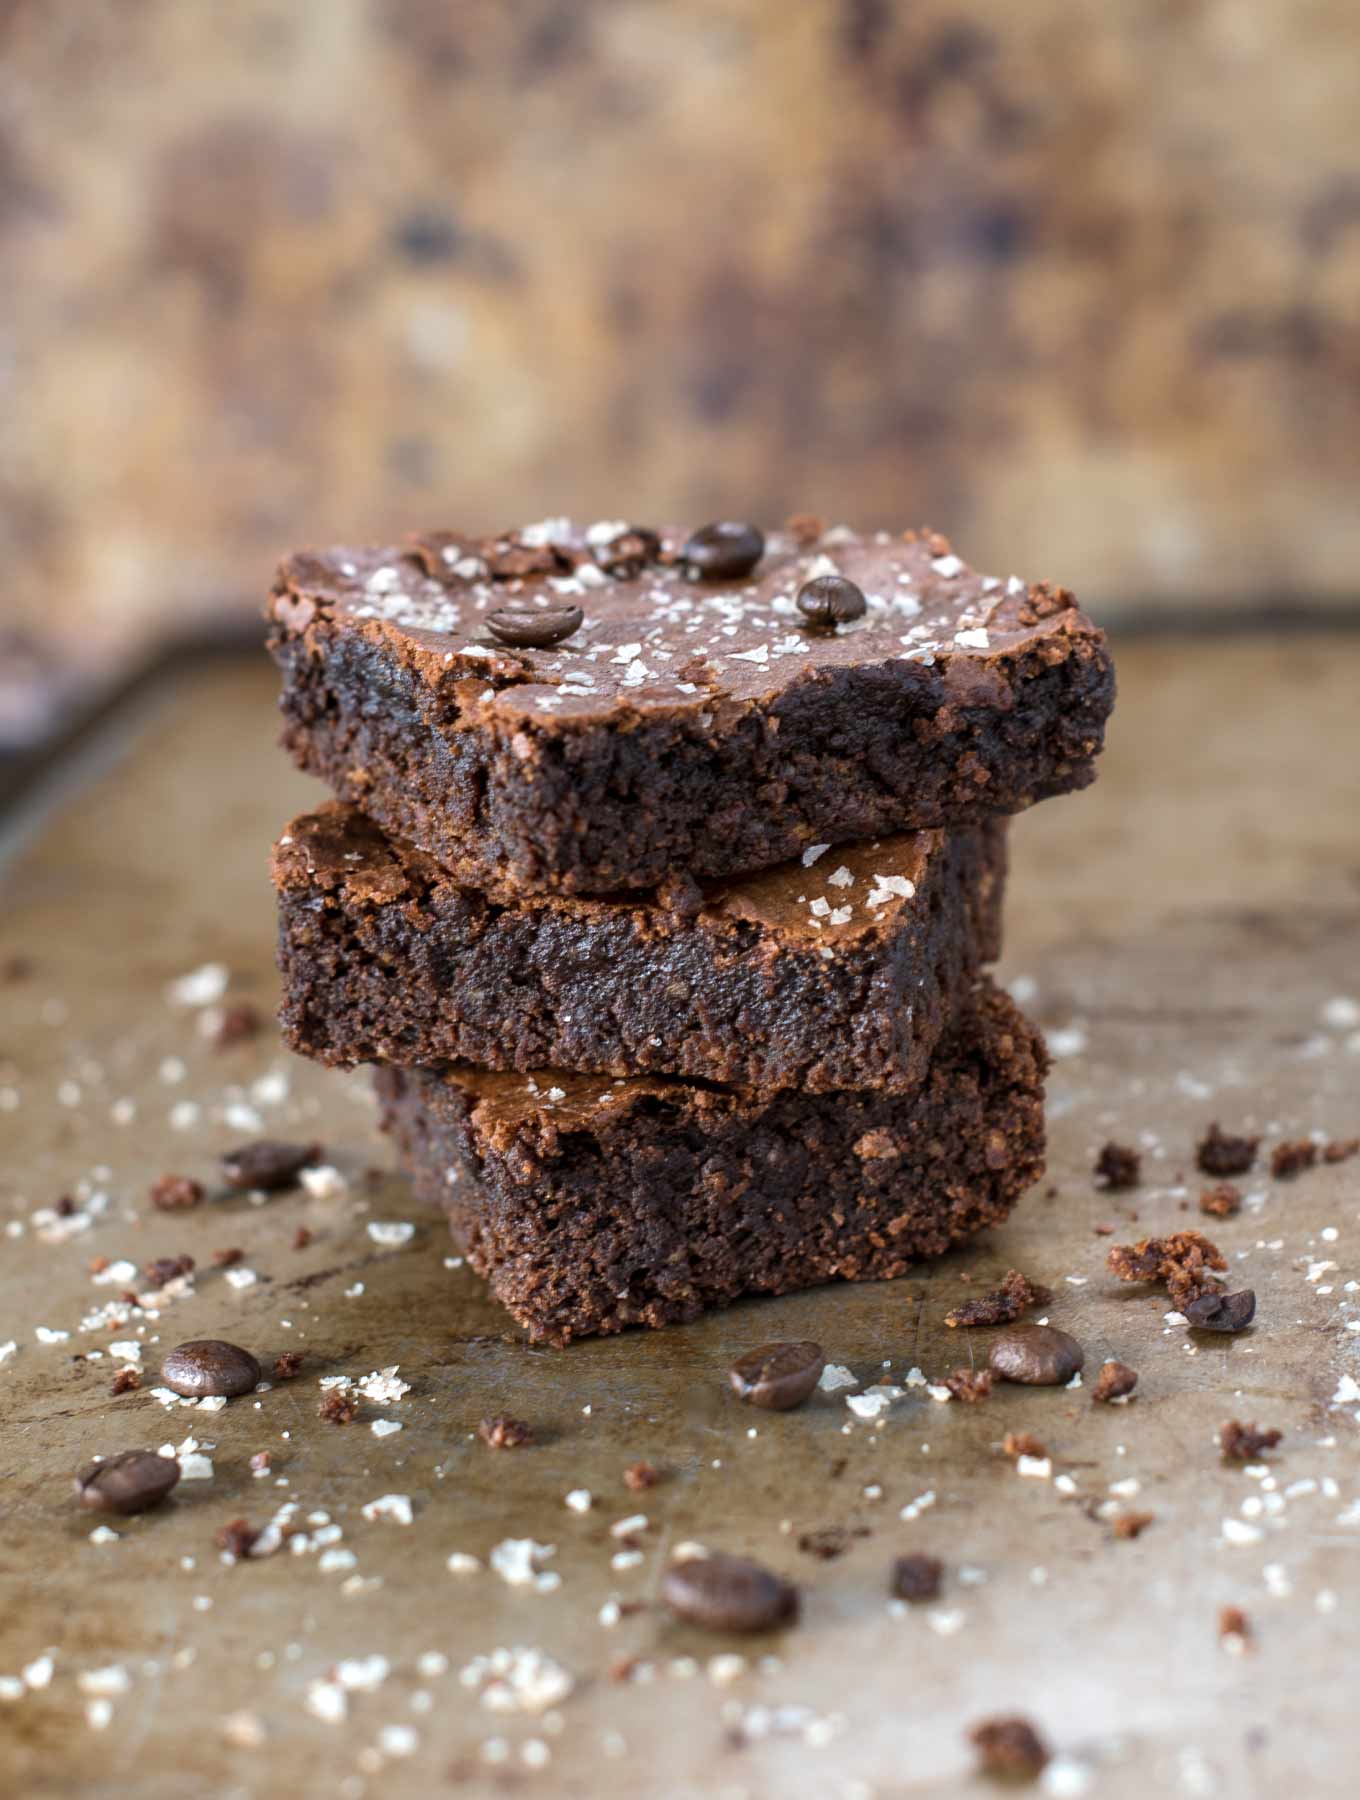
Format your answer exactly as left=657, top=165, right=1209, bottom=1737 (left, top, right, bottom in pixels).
left=367, top=1222, right=416, bottom=1248
left=361, top=1494, right=414, bottom=1526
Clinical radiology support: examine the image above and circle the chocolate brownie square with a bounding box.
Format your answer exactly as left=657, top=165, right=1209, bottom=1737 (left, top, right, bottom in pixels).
left=273, top=802, right=1006, bottom=1095
left=374, top=980, right=1047, bottom=1344
left=267, top=520, right=1113, bottom=896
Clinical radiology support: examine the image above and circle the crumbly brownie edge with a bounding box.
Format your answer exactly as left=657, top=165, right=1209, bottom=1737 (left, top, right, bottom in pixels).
left=275, top=819, right=1007, bottom=1095
left=374, top=983, right=1048, bottom=1345
left=270, top=620, right=1112, bottom=896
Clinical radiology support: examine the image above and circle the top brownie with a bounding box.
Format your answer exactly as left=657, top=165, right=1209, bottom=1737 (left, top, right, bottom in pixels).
left=267, top=518, right=1114, bottom=896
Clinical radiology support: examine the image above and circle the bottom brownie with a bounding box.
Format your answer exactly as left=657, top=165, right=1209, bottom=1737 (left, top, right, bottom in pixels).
left=374, top=981, right=1047, bottom=1345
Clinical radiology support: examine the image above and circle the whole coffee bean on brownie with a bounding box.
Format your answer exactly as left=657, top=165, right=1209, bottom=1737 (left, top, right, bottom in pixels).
left=661, top=1550, right=798, bottom=1633
left=681, top=520, right=765, bottom=580
left=75, top=1450, right=181, bottom=1515
left=988, top=1324, right=1084, bottom=1386
left=485, top=604, right=583, bottom=649
left=727, top=1342, right=825, bottom=1411
left=219, top=1139, right=320, bottom=1191
left=796, top=574, right=866, bottom=628
left=161, top=1339, right=261, bottom=1398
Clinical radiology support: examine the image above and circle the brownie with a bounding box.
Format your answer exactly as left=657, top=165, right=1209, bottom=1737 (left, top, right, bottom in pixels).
left=374, top=980, right=1047, bottom=1345
left=267, top=521, right=1113, bottom=896
left=273, top=802, right=1006, bottom=1095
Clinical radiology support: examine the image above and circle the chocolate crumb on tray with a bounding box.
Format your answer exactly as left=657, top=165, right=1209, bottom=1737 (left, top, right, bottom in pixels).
left=1270, top=1138, right=1317, bottom=1178
left=970, top=1716, right=1050, bottom=1782
left=890, top=1553, right=944, bottom=1602
left=1107, top=1229, right=1227, bottom=1308
left=944, top=1367, right=994, bottom=1403
left=1092, top=1360, right=1139, bottom=1403
left=149, top=1174, right=204, bottom=1212
left=318, top=1390, right=357, bottom=1425
left=1196, top=1122, right=1260, bottom=1177
left=1093, top=1141, right=1140, bottom=1190
left=1199, top=1182, right=1242, bottom=1217
left=1220, top=1420, right=1283, bottom=1461
left=478, top=1415, right=534, bottom=1450
left=1111, top=1511, right=1154, bottom=1540
left=623, top=1460, right=659, bottom=1492
left=945, top=1268, right=1053, bottom=1328
left=214, top=1518, right=261, bottom=1558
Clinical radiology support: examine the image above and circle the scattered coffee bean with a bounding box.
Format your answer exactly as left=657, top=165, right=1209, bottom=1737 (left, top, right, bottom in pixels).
left=1220, top=1419, right=1282, bottom=1461
left=220, top=1139, right=320, bottom=1192
left=485, top=604, right=583, bottom=649
left=273, top=1351, right=304, bottom=1381
left=1199, top=1182, right=1242, bottom=1217
left=592, top=526, right=660, bottom=578
left=161, top=1339, right=262, bottom=1399
left=988, top=1324, right=1084, bottom=1387
left=1092, top=1360, right=1139, bottom=1403
left=479, top=1414, right=534, bottom=1449
left=1094, top=1141, right=1140, bottom=1190
left=969, top=1715, right=1050, bottom=1781
left=946, top=1269, right=1052, bottom=1329
left=149, top=1174, right=204, bottom=1212
left=661, top=1550, right=798, bottom=1633
left=1196, top=1121, right=1259, bottom=1177
left=681, top=521, right=765, bottom=581
left=727, top=1341, right=825, bottom=1411
left=75, top=1450, right=180, bottom=1515
left=1183, top=1289, right=1256, bottom=1333
left=623, top=1460, right=659, bottom=1492
left=214, top=1518, right=260, bottom=1558
left=944, top=1368, right=993, bottom=1403
left=795, top=574, right=866, bottom=628
left=319, top=1390, right=357, bottom=1424
left=1271, top=1138, right=1317, bottom=1179
left=891, top=1553, right=943, bottom=1602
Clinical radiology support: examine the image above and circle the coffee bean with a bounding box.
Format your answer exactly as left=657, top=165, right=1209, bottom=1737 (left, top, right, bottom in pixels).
left=681, top=521, right=765, bottom=581
left=161, top=1339, right=261, bottom=1399
left=75, top=1450, right=181, bottom=1515
left=727, top=1341, right=825, bottom=1411
left=485, top=604, right=583, bottom=648
left=987, top=1323, right=1085, bottom=1386
left=661, top=1550, right=798, bottom=1633
left=795, top=575, right=867, bottom=628
left=1184, top=1289, right=1256, bottom=1333
left=592, top=526, right=660, bottom=579
left=220, top=1139, right=320, bottom=1192
left=890, top=1553, right=943, bottom=1602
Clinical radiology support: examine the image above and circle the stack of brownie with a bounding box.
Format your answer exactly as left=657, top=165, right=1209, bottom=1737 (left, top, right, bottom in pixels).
left=266, top=519, right=1114, bottom=1344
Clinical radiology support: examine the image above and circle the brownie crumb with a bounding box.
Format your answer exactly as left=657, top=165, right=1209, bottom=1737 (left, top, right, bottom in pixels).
left=143, top=1254, right=195, bottom=1289
left=1219, top=1605, right=1252, bottom=1648
left=798, top=1526, right=869, bottom=1562
left=149, top=1174, right=203, bottom=1212
left=291, top=1226, right=313, bottom=1251
left=272, top=1352, right=304, bottom=1381
left=1324, top=1137, right=1360, bottom=1165
left=214, top=1518, right=260, bottom=1558
left=208, top=1001, right=261, bottom=1048
left=109, top=1367, right=142, bottom=1396
left=1092, top=1360, right=1139, bottom=1403
left=622, top=1460, right=659, bottom=1492
left=1220, top=1420, right=1282, bottom=1462
left=1199, top=1182, right=1242, bottom=1217
left=891, top=1553, right=944, bottom=1601
left=318, top=1391, right=357, bottom=1425
left=1001, top=1431, right=1049, bottom=1461
left=211, top=1246, right=245, bottom=1268
left=970, top=1716, right=1050, bottom=1781
left=945, top=1269, right=1053, bottom=1329
left=1111, top=1511, right=1154, bottom=1539
left=1107, top=1229, right=1227, bottom=1308
left=478, top=1415, right=534, bottom=1450
left=785, top=512, right=825, bottom=547
left=944, top=1368, right=994, bottom=1404
left=1270, top=1139, right=1317, bottom=1179
left=1094, top=1142, right=1140, bottom=1190
left=1197, top=1122, right=1259, bottom=1177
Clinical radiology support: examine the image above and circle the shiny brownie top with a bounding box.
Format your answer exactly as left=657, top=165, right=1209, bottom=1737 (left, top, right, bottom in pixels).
left=269, top=518, right=1103, bottom=725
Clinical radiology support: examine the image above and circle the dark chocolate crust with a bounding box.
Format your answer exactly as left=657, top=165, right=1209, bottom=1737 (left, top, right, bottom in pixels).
left=374, top=981, right=1048, bottom=1345
left=274, top=803, right=1007, bottom=1095
left=267, top=523, right=1113, bottom=896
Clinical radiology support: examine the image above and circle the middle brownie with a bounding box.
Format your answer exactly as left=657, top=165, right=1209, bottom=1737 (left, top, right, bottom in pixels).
left=274, top=803, right=1006, bottom=1096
